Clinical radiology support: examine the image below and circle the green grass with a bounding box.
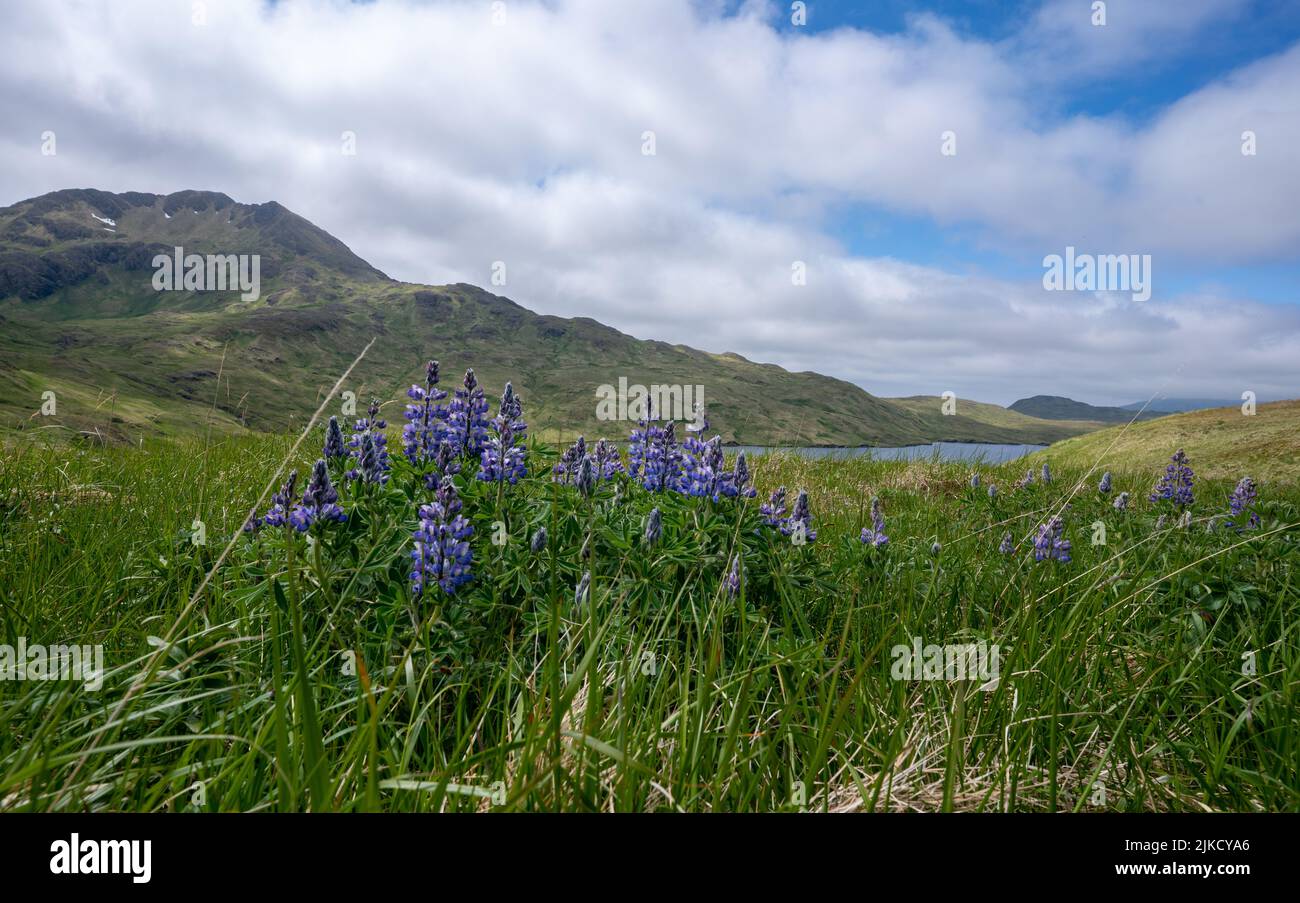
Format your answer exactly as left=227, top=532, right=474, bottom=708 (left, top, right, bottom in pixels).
left=1036, top=400, right=1300, bottom=485
left=2, top=423, right=1297, bottom=812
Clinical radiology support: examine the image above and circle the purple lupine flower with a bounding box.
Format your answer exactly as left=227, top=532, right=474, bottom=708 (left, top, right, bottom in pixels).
left=478, top=383, right=528, bottom=485
left=680, top=434, right=728, bottom=500
left=289, top=459, right=347, bottom=531
left=987, top=484, right=997, bottom=500
left=353, top=432, right=390, bottom=485
left=1032, top=515, right=1071, bottom=563
left=444, top=368, right=491, bottom=458
left=553, top=435, right=587, bottom=484
left=323, top=416, right=347, bottom=462
left=930, top=541, right=942, bottom=556
left=1041, top=463, right=1052, bottom=484
left=419, top=442, right=461, bottom=492
left=1015, top=469, right=1035, bottom=490
left=592, top=438, right=623, bottom=479
left=733, top=452, right=759, bottom=501
left=402, top=360, right=450, bottom=467
left=644, top=507, right=662, bottom=546
left=998, top=531, right=1015, bottom=554
left=410, top=477, right=474, bottom=597
left=1113, top=491, right=1130, bottom=511
left=1226, top=476, right=1260, bottom=530
left=629, top=418, right=682, bottom=492
left=478, top=423, right=527, bottom=485
left=1098, top=471, right=1112, bottom=494
left=859, top=496, right=888, bottom=548
left=574, top=454, right=595, bottom=496
left=725, top=554, right=741, bottom=598
left=781, top=489, right=816, bottom=542
left=347, top=399, right=390, bottom=484
left=261, top=471, right=299, bottom=528
left=970, top=472, right=980, bottom=490
left=530, top=526, right=547, bottom=553
left=498, top=381, right=526, bottom=439
left=760, top=486, right=787, bottom=527
left=1150, top=448, right=1195, bottom=508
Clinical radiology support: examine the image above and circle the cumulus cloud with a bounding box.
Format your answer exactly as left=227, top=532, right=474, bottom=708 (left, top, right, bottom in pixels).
left=0, top=0, right=1296, bottom=404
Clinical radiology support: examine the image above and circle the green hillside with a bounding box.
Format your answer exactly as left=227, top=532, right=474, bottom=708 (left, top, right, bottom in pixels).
left=0, top=189, right=1098, bottom=448
left=1034, top=400, right=1300, bottom=484
left=888, top=395, right=1103, bottom=444
left=1009, top=394, right=1162, bottom=424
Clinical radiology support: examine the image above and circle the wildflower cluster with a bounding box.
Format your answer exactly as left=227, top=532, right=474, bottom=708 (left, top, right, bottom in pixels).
left=1150, top=448, right=1195, bottom=508
left=1033, top=515, right=1072, bottom=563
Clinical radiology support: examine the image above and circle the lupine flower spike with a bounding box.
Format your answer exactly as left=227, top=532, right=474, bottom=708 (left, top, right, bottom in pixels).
left=478, top=381, right=528, bottom=485
left=402, top=360, right=448, bottom=467
left=1150, top=448, right=1195, bottom=508
left=447, top=368, right=490, bottom=458
left=348, top=399, right=390, bottom=484
left=725, top=555, right=741, bottom=598
left=323, top=416, right=346, bottom=462
left=644, top=507, right=662, bottom=546
left=410, top=477, right=474, bottom=597
left=761, top=486, right=787, bottom=528
left=261, top=471, right=298, bottom=528
left=1033, top=516, right=1071, bottom=563
left=859, top=496, right=888, bottom=548
left=290, top=459, right=347, bottom=531
left=1226, top=477, right=1260, bottom=530
left=592, top=439, right=623, bottom=479
left=781, top=490, right=816, bottom=542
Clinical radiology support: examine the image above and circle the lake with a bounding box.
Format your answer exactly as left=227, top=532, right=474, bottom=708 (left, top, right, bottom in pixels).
left=728, top=442, right=1046, bottom=464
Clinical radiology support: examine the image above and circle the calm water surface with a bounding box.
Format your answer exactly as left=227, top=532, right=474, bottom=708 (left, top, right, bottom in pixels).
left=729, top=442, right=1046, bottom=464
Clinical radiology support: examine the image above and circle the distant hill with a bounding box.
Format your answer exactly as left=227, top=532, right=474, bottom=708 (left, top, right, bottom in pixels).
left=887, top=396, right=1102, bottom=444
left=1034, top=400, right=1300, bottom=484
left=1010, top=395, right=1163, bottom=424
left=0, top=188, right=1106, bottom=447
left=1120, top=398, right=1242, bottom=414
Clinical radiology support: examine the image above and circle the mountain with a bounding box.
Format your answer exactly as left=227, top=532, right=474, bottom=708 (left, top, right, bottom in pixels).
left=1034, top=400, right=1300, bottom=484
left=1010, top=395, right=1163, bottom=424
left=1120, top=398, right=1242, bottom=414
left=0, top=188, right=1103, bottom=447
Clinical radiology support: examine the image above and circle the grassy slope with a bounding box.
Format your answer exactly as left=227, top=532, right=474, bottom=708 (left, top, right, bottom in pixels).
left=1, top=190, right=1095, bottom=448
left=888, top=395, right=1102, bottom=444
left=0, top=281, right=1101, bottom=448
left=1035, top=400, right=1300, bottom=484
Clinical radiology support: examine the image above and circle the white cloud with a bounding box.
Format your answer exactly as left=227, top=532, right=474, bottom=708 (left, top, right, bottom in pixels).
left=0, top=0, right=1296, bottom=404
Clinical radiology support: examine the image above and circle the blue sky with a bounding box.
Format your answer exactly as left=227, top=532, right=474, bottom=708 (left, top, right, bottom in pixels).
left=776, top=0, right=1300, bottom=306
left=3, top=0, right=1298, bottom=404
